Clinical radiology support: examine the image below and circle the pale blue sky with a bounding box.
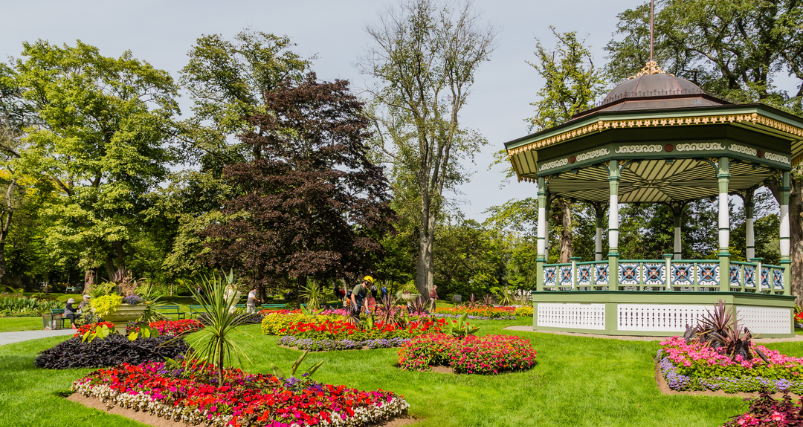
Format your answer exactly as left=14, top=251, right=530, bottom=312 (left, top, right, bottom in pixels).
left=3, top=0, right=774, bottom=220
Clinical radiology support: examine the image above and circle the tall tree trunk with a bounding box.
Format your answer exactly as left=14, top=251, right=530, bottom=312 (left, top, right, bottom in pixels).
left=104, top=254, right=115, bottom=280
left=553, top=198, right=573, bottom=263
left=768, top=177, right=803, bottom=303
left=114, top=241, right=125, bottom=271
left=0, top=178, right=16, bottom=285
left=415, top=194, right=435, bottom=302
left=82, top=269, right=95, bottom=294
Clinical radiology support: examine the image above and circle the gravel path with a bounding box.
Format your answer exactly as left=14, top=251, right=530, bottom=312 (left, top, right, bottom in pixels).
left=0, top=329, right=75, bottom=346
left=503, top=325, right=803, bottom=343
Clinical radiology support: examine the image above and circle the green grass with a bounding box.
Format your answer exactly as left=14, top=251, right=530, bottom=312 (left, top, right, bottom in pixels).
left=7, top=317, right=800, bottom=426
left=0, top=317, right=44, bottom=332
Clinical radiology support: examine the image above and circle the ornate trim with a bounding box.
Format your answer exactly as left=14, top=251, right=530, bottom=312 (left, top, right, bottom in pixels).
left=676, top=142, right=725, bottom=151
left=730, top=144, right=757, bottom=156
left=765, top=152, right=791, bottom=165
left=615, top=145, right=662, bottom=154
left=539, top=158, right=569, bottom=172
left=575, top=148, right=610, bottom=162
left=507, top=112, right=803, bottom=161
left=628, top=61, right=671, bottom=79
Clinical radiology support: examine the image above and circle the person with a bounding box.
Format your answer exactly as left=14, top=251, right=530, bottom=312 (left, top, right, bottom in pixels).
left=350, top=276, right=373, bottom=315
left=64, top=298, right=79, bottom=329
left=370, top=284, right=378, bottom=299
left=429, top=285, right=439, bottom=310
left=78, top=295, right=91, bottom=311
left=381, top=284, right=388, bottom=300
left=224, top=284, right=239, bottom=314
left=247, top=286, right=260, bottom=314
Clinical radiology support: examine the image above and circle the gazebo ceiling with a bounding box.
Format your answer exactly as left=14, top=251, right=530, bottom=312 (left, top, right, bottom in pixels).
left=547, top=158, right=775, bottom=203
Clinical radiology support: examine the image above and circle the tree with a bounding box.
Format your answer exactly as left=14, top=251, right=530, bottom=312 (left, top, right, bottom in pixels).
left=526, top=27, right=606, bottom=262
left=361, top=0, right=496, bottom=299
left=201, top=74, right=395, bottom=297
left=156, top=30, right=311, bottom=287
left=11, top=40, right=179, bottom=280
left=605, top=0, right=803, bottom=300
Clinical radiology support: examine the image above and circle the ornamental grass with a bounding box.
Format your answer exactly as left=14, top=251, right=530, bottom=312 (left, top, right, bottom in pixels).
left=658, top=336, right=803, bottom=394
left=71, top=360, right=409, bottom=427
left=397, top=333, right=537, bottom=374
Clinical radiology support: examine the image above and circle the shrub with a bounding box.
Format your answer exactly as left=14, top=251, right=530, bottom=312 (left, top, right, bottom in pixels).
left=90, top=294, right=122, bottom=317
left=0, top=293, right=61, bottom=317
left=398, top=333, right=538, bottom=374
left=34, top=335, right=189, bottom=369
left=72, top=360, right=409, bottom=427
left=514, top=306, right=533, bottom=317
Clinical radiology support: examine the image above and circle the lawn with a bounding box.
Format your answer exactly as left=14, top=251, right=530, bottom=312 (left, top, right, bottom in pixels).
left=0, top=316, right=44, bottom=332
left=0, top=316, right=783, bottom=427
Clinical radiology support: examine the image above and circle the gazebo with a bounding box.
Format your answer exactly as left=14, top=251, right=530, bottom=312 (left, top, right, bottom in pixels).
left=505, top=61, right=802, bottom=337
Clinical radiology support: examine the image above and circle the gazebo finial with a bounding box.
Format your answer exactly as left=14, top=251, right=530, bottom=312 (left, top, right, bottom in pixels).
left=628, top=0, right=672, bottom=80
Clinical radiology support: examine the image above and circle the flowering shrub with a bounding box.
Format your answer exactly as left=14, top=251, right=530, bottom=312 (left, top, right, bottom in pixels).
left=398, top=333, right=538, bottom=374
left=90, top=294, right=122, bottom=317
left=71, top=360, right=409, bottom=427
left=433, top=306, right=516, bottom=320
left=722, top=390, right=803, bottom=426
left=514, top=306, right=533, bottom=317
left=285, top=318, right=445, bottom=341
left=75, top=322, right=117, bottom=338
left=261, top=312, right=317, bottom=335
left=126, top=319, right=204, bottom=336
left=658, top=336, right=803, bottom=394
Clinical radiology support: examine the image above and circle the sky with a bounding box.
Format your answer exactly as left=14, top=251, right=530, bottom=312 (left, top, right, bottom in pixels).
left=0, top=0, right=658, bottom=220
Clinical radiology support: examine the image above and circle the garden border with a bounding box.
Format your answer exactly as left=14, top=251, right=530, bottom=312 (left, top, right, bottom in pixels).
left=67, top=393, right=420, bottom=427
left=653, top=358, right=803, bottom=399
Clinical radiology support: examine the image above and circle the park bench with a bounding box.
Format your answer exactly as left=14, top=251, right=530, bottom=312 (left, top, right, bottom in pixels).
left=188, top=305, right=205, bottom=319
left=261, top=303, right=287, bottom=309
left=65, top=286, right=81, bottom=293
left=156, top=305, right=185, bottom=320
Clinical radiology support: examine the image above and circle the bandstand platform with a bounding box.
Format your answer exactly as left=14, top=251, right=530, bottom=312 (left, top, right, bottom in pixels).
left=504, top=62, right=802, bottom=337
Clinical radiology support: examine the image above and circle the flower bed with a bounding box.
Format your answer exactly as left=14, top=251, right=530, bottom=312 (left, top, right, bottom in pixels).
left=657, top=336, right=803, bottom=394
left=514, top=306, right=533, bottom=317
left=284, top=318, right=444, bottom=341
left=71, top=360, right=409, bottom=427
left=279, top=336, right=410, bottom=351
left=433, top=306, right=516, bottom=320
left=126, top=319, right=204, bottom=336
left=398, top=333, right=538, bottom=374
left=35, top=334, right=189, bottom=369
left=75, top=321, right=117, bottom=337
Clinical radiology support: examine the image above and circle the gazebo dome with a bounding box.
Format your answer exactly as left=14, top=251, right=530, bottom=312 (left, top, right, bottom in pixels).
left=574, top=62, right=726, bottom=118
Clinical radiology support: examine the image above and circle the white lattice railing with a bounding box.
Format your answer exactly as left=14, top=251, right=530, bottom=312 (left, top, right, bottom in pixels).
left=537, top=303, right=605, bottom=330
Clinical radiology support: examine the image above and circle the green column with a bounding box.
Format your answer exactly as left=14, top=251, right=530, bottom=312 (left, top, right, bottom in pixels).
left=718, top=157, right=731, bottom=292
left=608, top=163, right=620, bottom=290
left=536, top=176, right=547, bottom=292
left=780, top=170, right=791, bottom=295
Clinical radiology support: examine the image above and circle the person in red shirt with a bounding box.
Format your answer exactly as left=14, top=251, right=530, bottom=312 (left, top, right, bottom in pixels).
left=429, top=285, right=439, bottom=310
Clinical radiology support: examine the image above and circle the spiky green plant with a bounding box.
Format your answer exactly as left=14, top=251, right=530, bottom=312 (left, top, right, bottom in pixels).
left=497, top=287, right=513, bottom=306
left=185, top=270, right=250, bottom=385
left=300, top=280, right=325, bottom=310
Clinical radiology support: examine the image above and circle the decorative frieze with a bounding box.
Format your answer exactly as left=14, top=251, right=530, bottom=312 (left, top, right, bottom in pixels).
left=730, top=144, right=757, bottom=156
left=575, top=148, right=610, bottom=163
left=615, top=145, right=662, bottom=154
left=676, top=142, right=725, bottom=151
left=765, top=152, right=790, bottom=165
left=539, top=158, right=568, bottom=172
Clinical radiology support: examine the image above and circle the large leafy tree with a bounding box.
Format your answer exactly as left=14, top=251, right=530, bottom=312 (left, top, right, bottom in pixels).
left=11, top=40, right=179, bottom=280
left=360, top=0, right=496, bottom=300
left=525, top=27, right=606, bottom=263
left=605, top=0, right=803, bottom=300
left=155, top=30, right=311, bottom=280
left=202, top=74, right=395, bottom=296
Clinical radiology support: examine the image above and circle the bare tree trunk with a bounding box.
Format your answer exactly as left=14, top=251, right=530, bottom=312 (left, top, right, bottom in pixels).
left=297, top=275, right=306, bottom=304
left=104, top=254, right=115, bottom=280
left=0, top=178, right=17, bottom=285
left=415, top=195, right=434, bottom=302
left=114, top=241, right=125, bottom=271
left=553, top=198, right=573, bottom=263
left=768, top=177, right=803, bottom=303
